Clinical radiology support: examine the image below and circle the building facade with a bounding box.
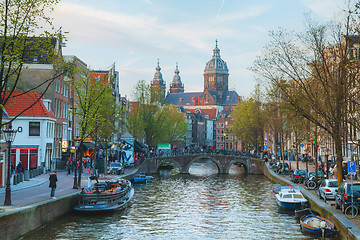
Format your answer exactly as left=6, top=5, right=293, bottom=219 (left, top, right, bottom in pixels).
left=3, top=92, right=56, bottom=178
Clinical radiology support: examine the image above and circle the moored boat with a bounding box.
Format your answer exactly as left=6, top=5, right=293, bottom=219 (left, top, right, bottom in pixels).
left=300, top=214, right=337, bottom=236
left=295, top=208, right=320, bottom=220
left=74, top=179, right=134, bottom=212
left=275, top=186, right=308, bottom=210
left=273, top=183, right=283, bottom=194
left=133, top=174, right=153, bottom=183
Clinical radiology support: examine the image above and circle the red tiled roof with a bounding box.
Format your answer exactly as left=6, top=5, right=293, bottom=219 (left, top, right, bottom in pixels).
left=184, top=108, right=217, bottom=120
left=4, top=91, right=55, bottom=118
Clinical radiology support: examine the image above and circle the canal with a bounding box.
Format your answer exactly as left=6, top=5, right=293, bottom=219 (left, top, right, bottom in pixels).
left=21, top=161, right=340, bottom=239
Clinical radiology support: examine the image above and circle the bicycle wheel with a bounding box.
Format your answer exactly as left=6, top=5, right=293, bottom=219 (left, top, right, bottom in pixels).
left=345, top=205, right=358, bottom=219
left=307, top=181, right=317, bottom=190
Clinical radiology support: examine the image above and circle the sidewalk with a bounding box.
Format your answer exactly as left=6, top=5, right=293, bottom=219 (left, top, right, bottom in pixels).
left=0, top=172, right=49, bottom=194
left=0, top=167, right=138, bottom=211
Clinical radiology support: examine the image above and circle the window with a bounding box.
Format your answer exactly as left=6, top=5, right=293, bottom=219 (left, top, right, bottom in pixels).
left=29, top=122, right=40, bottom=136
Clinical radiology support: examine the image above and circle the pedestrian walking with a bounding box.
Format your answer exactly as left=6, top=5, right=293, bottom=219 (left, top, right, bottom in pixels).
left=16, top=161, right=23, bottom=174
left=331, top=165, right=337, bottom=179
left=49, top=171, right=58, bottom=199
left=67, top=159, right=71, bottom=175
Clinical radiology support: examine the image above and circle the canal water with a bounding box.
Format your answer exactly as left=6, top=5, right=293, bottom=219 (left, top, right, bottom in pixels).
left=22, top=162, right=341, bottom=240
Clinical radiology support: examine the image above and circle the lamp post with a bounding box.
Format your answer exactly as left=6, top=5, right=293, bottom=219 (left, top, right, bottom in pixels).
left=73, top=136, right=81, bottom=189
left=3, top=124, right=17, bottom=206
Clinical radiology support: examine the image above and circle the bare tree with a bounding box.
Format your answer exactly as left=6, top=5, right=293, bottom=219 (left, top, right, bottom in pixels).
left=252, top=10, right=360, bottom=184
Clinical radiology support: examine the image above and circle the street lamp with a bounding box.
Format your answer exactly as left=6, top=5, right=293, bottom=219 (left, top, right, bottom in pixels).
left=3, top=124, right=17, bottom=206
left=73, top=136, right=81, bottom=189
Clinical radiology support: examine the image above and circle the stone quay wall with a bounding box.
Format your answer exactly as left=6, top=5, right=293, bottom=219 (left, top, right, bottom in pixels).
left=263, top=162, right=360, bottom=240
left=0, top=193, right=78, bottom=240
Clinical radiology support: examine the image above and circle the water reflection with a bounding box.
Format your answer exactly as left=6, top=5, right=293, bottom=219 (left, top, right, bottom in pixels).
left=22, top=162, right=340, bottom=240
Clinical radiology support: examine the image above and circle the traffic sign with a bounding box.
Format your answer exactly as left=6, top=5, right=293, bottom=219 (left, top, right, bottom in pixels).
left=264, top=145, right=267, bottom=149
left=300, top=144, right=304, bottom=148
left=348, top=161, right=356, bottom=173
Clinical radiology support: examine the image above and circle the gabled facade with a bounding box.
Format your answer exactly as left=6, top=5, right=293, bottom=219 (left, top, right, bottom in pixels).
left=215, top=116, right=240, bottom=151
left=2, top=91, right=56, bottom=186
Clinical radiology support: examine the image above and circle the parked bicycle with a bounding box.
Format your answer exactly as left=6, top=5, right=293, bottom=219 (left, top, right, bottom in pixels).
left=344, top=202, right=360, bottom=218
left=305, top=176, right=325, bottom=190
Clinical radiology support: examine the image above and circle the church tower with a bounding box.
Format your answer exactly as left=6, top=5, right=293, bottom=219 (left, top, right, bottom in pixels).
left=151, top=59, right=166, bottom=101
left=203, top=40, right=229, bottom=102
left=169, top=63, right=184, bottom=93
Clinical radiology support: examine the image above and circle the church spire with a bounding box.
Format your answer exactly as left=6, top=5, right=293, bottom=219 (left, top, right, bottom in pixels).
left=151, top=59, right=166, bottom=100
left=170, top=62, right=184, bottom=93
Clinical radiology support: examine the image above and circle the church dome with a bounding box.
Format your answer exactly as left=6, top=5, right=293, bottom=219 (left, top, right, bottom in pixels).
left=204, top=40, right=228, bottom=75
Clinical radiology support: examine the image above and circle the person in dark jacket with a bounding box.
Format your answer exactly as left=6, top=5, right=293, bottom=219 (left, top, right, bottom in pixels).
left=49, top=171, right=58, bottom=199
left=16, top=162, right=23, bottom=174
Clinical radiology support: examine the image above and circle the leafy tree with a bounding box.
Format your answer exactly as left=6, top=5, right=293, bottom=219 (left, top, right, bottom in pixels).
left=1, top=0, right=66, bottom=127
left=231, top=97, right=263, bottom=152
left=152, top=105, right=187, bottom=145
left=127, top=80, right=187, bottom=147
left=69, top=69, right=117, bottom=185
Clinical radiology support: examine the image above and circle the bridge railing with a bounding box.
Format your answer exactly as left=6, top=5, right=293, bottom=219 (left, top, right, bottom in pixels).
left=147, top=150, right=254, bottom=158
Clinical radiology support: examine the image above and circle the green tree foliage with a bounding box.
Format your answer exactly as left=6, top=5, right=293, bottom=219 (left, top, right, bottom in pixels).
left=69, top=69, right=117, bottom=184
left=127, top=80, right=187, bottom=147
left=231, top=97, right=263, bottom=151
left=152, top=105, right=187, bottom=145
left=72, top=73, right=117, bottom=141
left=1, top=0, right=66, bottom=127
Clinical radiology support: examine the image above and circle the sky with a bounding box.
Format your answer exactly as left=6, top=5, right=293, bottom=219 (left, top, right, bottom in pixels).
left=52, top=0, right=346, bottom=100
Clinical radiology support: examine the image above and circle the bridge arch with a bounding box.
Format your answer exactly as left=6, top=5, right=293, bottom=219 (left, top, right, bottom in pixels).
left=138, top=154, right=264, bottom=175
left=156, top=159, right=182, bottom=172
left=225, top=160, right=248, bottom=174
left=185, top=156, right=221, bottom=174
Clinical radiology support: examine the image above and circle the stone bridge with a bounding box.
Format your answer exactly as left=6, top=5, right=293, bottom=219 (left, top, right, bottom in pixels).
left=137, top=153, right=264, bottom=174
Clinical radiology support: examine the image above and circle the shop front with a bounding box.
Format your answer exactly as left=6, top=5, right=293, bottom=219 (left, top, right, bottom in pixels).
left=11, top=146, right=39, bottom=172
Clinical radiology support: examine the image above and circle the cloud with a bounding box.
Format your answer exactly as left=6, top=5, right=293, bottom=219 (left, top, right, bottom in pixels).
left=216, top=4, right=269, bottom=23
left=216, top=0, right=225, bottom=20
left=53, top=2, right=224, bottom=54
left=300, top=0, right=344, bottom=19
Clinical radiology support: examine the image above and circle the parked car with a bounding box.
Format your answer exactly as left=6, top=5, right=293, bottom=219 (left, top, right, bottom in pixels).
left=291, top=169, right=307, bottom=183
left=108, top=162, right=125, bottom=175
left=319, top=179, right=338, bottom=201
left=335, top=182, right=360, bottom=212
